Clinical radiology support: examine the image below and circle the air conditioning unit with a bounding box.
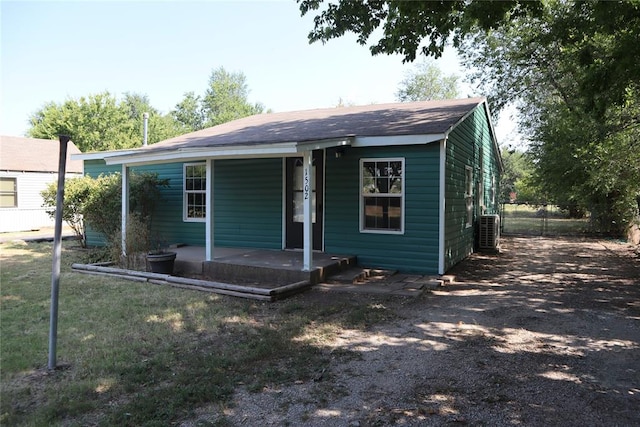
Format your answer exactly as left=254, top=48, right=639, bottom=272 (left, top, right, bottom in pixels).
left=479, top=214, right=500, bottom=250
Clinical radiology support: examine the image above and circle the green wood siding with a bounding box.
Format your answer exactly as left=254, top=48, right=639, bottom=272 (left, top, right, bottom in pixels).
left=325, top=144, right=440, bottom=274
left=213, top=158, right=282, bottom=249
left=83, top=160, right=204, bottom=247
left=444, top=105, right=501, bottom=271
left=84, top=158, right=283, bottom=249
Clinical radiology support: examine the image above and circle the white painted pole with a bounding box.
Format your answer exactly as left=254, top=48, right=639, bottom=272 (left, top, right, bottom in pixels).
left=121, top=165, right=129, bottom=259
left=302, top=151, right=313, bottom=271
left=48, top=135, right=70, bottom=370
left=205, top=159, right=214, bottom=261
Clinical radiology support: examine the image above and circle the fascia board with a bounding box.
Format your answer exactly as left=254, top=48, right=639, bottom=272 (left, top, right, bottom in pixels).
left=104, top=142, right=300, bottom=166
left=352, top=134, right=444, bottom=147
left=71, top=150, right=137, bottom=161
left=295, top=137, right=353, bottom=152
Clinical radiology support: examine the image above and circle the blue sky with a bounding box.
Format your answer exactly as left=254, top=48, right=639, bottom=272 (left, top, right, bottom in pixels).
left=1, top=1, right=516, bottom=143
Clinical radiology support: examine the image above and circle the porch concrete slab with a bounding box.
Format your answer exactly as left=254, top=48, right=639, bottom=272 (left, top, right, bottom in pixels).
left=172, top=246, right=356, bottom=286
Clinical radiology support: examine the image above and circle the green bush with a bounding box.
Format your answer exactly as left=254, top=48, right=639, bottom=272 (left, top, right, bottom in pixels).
left=41, top=175, right=98, bottom=248
left=42, top=171, right=169, bottom=260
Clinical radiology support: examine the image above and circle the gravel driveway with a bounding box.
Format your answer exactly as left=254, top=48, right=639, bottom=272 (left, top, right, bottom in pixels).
left=188, top=236, right=640, bottom=426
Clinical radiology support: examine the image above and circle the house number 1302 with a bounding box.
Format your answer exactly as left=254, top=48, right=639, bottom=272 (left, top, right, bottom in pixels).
left=304, top=168, right=310, bottom=200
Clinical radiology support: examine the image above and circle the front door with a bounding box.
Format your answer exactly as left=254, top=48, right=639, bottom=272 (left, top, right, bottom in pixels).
left=285, top=151, right=323, bottom=250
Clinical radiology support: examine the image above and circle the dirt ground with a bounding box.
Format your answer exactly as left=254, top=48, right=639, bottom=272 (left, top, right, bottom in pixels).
left=187, top=236, right=640, bottom=426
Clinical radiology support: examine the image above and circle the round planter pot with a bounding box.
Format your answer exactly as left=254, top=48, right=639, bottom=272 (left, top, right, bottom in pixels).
left=146, top=252, right=177, bottom=274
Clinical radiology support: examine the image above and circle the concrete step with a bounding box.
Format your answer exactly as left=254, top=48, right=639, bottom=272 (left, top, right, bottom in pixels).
left=327, top=267, right=397, bottom=284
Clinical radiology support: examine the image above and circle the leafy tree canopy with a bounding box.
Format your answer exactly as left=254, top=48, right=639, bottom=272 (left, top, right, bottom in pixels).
left=28, top=91, right=183, bottom=152
left=173, top=67, right=267, bottom=133
left=298, top=0, right=542, bottom=62
left=395, top=59, right=459, bottom=102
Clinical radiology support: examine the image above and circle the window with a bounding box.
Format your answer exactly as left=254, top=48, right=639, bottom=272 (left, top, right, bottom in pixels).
left=0, top=177, right=17, bottom=208
left=184, top=163, right=206, bottom=221
left=465, top=166, right=473, bottom=227
left=490, top=175, right=496, bottom=206
left=360, top=158, right=404, bottom=233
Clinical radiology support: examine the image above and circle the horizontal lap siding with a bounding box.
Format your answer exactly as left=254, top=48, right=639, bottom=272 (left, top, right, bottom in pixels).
left=214, top=159, right=282, bottom=249
left=444, top=106, right=500, bottom=271
left=83, top=160, right=203, bottom=246
left=325, top=144, right=440, bottom=274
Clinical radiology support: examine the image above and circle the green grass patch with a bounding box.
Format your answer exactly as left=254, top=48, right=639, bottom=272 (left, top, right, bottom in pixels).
left=0, top=240, right=386, bottom=426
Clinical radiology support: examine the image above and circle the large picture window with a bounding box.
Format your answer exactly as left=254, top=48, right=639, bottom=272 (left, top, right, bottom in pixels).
left=360, top=158, right=404, bottom=233
left=184, top=163, right=206, bottom=222
left=0, top=177, right=17, bottom=208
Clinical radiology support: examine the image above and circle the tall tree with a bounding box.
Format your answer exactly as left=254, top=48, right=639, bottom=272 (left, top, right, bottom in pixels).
left=172, top=91, right=205, bottom=133
left=396, top=59, right=459, bottom=101
left=459, top=1, right=640, bottom=233
left=28, top=92, right=182, bottom=151
left=202, top=67, right=265, bottom=127
left=122, top=92, right=182, bottom=144
left=28, top=92, right=137, bottom=152
left=298, top=0, right=542, bottom=62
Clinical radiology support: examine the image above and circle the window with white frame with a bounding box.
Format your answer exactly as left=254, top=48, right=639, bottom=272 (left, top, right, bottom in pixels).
left=360, top=158, right=404, bottom=233
left=184, top=163, right=206, bottom=221
left=465, top=166, right=473, bottom=227
left=0, top=177, right=17, bottom=208
left=490, top=174, right=496, bottom=206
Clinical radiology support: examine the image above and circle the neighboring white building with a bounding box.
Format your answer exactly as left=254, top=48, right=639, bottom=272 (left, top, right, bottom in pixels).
left=0, top=136, right=83, bottom=232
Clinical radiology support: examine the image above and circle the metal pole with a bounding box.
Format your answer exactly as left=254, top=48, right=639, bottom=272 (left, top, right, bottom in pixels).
left=142, top=112, right=149, bottom=146
left=48, top=135, right=70, bottom=371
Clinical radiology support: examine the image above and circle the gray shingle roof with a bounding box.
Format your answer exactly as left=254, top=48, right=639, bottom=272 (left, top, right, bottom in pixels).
left=136, top=97, right=485, bottom=154
left=0, top=136, right=84, bottom=173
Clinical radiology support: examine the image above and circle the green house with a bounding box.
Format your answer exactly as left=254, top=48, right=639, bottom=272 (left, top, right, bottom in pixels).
left=76, top=98, right=502, bottom=275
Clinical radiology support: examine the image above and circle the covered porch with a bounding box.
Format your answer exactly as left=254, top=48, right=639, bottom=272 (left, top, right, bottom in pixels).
left=172, top=245, right=357, bottom=286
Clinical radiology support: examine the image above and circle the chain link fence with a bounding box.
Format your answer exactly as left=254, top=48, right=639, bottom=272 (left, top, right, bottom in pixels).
left=501, top=203, right=592, bottom=236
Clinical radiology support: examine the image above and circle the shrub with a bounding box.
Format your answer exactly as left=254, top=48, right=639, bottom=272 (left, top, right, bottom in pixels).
left=41, top=175, right=98, bottom=248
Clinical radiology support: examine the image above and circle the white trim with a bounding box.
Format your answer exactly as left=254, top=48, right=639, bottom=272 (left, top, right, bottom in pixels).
left=438, top=138, right=446, bottom=275
left=359, top=157, right=405, bottom=235
left=465, top=165, right=473, bottom=228
left=296, top=137, right=352, bottom=152
left=205, top=159, right=214, bottom=261
left=71, top=150, right=137, bottom=161
left=443, top=99, right=485, bottom=139
left=121, top=165, right=129, bottom=258
left=281, top=158, right=286, bottom=250
left=105, top=143, right=301, bottom=166
left=302, top=150, right=313, bottom=271
left=353, top=134, right=443, bottom=147
left=183, top=162, right=207, bottom=223
left=101, top=133, right=448, bottom=167
left=320, top=149, right=326, bottom=252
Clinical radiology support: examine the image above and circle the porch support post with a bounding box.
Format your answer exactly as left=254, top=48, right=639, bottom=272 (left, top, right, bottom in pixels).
left=438, top=138, right=446, bottom=275
left=205, top=159, right=214, bottom=261
left=121, top=164, right=129, bottom=259
left=302, top=150, right=313, bottom=271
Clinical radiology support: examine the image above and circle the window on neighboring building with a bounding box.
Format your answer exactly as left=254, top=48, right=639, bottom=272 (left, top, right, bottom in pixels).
left=360, top=158, right=404, bottom=233
left=184, top=163, right=206, bottom=221
left=465, top=166, right=473, bottom=227
left=0, top=177, right=17, bottom=208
